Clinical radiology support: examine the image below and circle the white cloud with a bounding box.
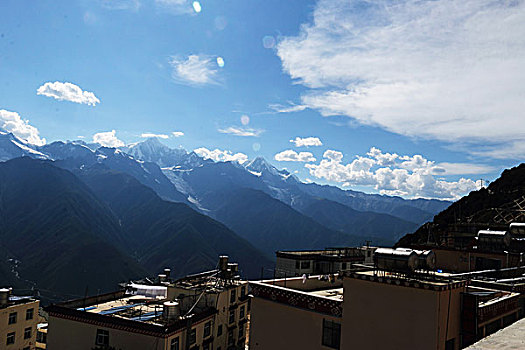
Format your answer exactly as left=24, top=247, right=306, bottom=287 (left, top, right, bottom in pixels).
left=274, top=150, right=316, bottom=163
left=169, top=55, right=220, bottom=86
left=277, top=0, right=525, bottom=158
left=436, top=162, right=496, bottom=176
left=37, top=81, right=100, bottom=106
left=142, top=133, right=169, bottom=139
left=172, top=131, right=184, bottom=137
left=305, top=147, right=478, bottom=200
left=218, top=126, right=263, bottom=137
left=268, top=103, right=307, bottom=114
left=93, top=130, right=124, bottom=147
left=0, top=109, right=46, bottom=146
left=194, top=147, right=248, bottom=164
left=290, top=136, right=322, bottom=147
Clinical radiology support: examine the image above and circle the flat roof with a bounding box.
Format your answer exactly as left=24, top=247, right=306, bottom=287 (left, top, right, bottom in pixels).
left=466, top=318, right=525, bottom=349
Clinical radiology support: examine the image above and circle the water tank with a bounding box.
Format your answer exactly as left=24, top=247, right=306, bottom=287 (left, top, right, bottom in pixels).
left=163, top=301, right=180, bottom=320
left=374, top=248, right=418, bottom=273
left=0, top=288, right=9, bottom=306
left=510, top=223, right=525, bottom=236
left=158, top=274, right=167, bottom=283
left=478, top=230, right=511, bottom=247
left=219, top=256, right=229, bottom=271
left=415, top=250, right=436, bottom=270
left=164, top=268, right=171, bottom=279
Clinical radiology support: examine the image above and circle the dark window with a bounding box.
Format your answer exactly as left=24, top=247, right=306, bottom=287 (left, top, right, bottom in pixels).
left=26, top=308, right=34, bottom=320
left=6, top=332, right=15, bottom=345
left=8, top=312, right=17, bottom=324
left=37, top=331, right=47, bottom=344
left=295, top=260, right=300, bottom=269
left=301, top=261, right=310, bottom=269
left=228, top=329, right=234, bottom=346
left=23, top=347, right=30, bottom=350
left=229, top=310, right=235, bottom=324
left=204, top=321, right=211, bottom=337
left=217, top=324, right=223, bottom=336
left=341, top=262, right=347, bottom=270
left=203, top=343, right=210, bottom=350
left=240, top=286, right=246, bottom=298
left=445, top=338, right=455, bottom=350
left=95, top=329, right=109, bottom=346
left=24, top=327, right=32, bottom=339
left=367, top=250, right=371, bottom=257
left=217, top=347, right=221, bottom=350
left=240, top=305, right=245, bottom=319
left=238, top=324, right=244, bottom=339
left=322, top=319, right=341, bottom=349
left=189, top=329, right=196, bottom=345
left=230, top=289, right=236, bottom=303
left=170, top=337, right=179, bottom=350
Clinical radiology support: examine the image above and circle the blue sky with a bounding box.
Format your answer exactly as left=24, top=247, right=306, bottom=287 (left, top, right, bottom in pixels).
left=0, top=0, right=523, bottom=200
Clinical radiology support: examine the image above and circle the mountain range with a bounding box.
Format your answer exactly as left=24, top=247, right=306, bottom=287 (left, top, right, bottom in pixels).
left=0, top=131, right=451, bottom=301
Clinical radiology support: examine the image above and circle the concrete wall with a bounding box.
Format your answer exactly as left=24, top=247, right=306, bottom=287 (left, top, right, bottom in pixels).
left=434, top=249, right=517, bottom=272
left=0, top=300, right=39, bottom=350
left=249, top=297, right=341, bottom=350
left=342, top=277, right=463, bottom=350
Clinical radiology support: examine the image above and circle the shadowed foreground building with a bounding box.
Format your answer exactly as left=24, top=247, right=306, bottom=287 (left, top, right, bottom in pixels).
left=45, top=256, right=248, bottom=350
left=249, top=248, right=523, bottom=350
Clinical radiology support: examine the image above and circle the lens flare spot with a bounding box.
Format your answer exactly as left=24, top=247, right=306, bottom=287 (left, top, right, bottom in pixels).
left=262, top=35, right=276, bottom=49
left=252, top=143, right=261, bottom=152
left=192, top=1, right=202, bottom=13
left=241, top=115, right=250, bottom=125
left=216, top=56, right=225, bottom=68
left=214, top=16, right=227, bottom=30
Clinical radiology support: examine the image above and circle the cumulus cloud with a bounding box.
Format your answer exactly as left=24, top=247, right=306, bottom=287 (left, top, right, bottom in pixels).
left=172, top=131, right=184, bottom=137
left=142, top=133, right=169, bottom=139
left=290, top=136, right=322, bottom=147
left=277, top=0, right=525, bottom=158
left=93, top=130, right=124, bottom=147
left=0, top=109, right=46, bottom=146
left=37, top=81, right=100, bottom=106
left=305, top=147, right=478, bottom=200
left=275, top=150, right=316, bottom=163
left=169, top=55, right=221, bottom=86
left=218, top=126, right=263, bottom=137
left=194, top=147, right=248, bottom=164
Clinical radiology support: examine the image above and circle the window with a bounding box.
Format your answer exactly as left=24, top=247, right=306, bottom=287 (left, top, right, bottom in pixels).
left=24, top=327, right=32, bottom=339
left=238, top=324, right=244, bottom=339
left=295, top=261, right=300, bottom=269
left=217, top=324, right=223, bottom=336
left=37, top=331, right=47, bottom=343
left=6, top=332, right=15, bottom=345
left=239, top=305, right=245, bottom=319
left=240, top=286, right=246, bottom=298
left=230, top=289, right=236, bottom=303
left=341, top=262, right=347, bottom=270
left=228, top=329, right=234, bottom=346
left=203, top=343, right=210, bottom=350
left=8, top=312, right=17, bottom=324
left=170, top=337, right=179, bottom=350
left=189, top=329, right=196, bottom=345
left=229, top=310, right=235, bottom=324
left=204, top=321, right=211, bottom=338
left=322, top=319, right=341, bottom=349
left=95, top=329, right=109, bottom=346
left=26, top=308, right=34, bottom=320
left=23, top=347, right=30, bottom=350
left=301, top=261, right=310, bottom=269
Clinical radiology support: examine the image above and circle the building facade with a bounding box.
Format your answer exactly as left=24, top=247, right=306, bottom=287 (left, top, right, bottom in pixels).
left=0, top=287, right=39, bottom=350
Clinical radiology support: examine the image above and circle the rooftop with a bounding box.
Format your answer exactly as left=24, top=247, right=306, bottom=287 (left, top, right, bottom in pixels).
left=466, top=317, right=525, bottom=349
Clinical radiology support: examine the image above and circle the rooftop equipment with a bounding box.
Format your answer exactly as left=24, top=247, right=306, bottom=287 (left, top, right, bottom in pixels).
left=374, top=248, right=418, bottom=273
left=0, top=288, right=9, bottom=307
left=219, top=256, right=229, bottom=272
left=414, top=250, right=436, bottom=271
left=510, top=223, right=525, bottom=236
left=163, top=301, right=180, bottom=320
left=478, top=230, right=511, bottom=248
left=164, top=268, right=171, bottom=279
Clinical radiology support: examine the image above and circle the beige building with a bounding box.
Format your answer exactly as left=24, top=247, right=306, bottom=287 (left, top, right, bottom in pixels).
left=0, top=287, right=39, bottom=350
left=45, top=256, right=248, bottom=350
left=250, top=248, right=522, bottom=349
